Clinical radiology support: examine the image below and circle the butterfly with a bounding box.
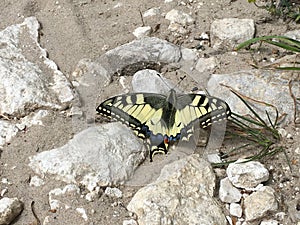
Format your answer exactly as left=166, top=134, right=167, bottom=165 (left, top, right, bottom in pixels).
left=96, top=87, right=231, bottom=162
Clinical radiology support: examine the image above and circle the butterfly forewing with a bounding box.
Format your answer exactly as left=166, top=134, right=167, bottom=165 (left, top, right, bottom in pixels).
left=97, top=93, right=168, bottom=138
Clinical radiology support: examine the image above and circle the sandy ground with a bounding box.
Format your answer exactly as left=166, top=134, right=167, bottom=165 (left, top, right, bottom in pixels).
left=0, top=0, right=299, bottom=224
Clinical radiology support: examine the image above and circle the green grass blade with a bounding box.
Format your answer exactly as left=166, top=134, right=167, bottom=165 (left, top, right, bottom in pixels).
left=275, top=66, right=300, bottom=70
left=235, top=35, right=300, bottom=52
left=231, top=90, right=269, bottom=127
left=264, top=40, right=300, bottom=52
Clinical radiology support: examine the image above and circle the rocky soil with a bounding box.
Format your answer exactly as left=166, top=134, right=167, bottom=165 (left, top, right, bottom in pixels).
left=0, top=0, right=299, bottom=225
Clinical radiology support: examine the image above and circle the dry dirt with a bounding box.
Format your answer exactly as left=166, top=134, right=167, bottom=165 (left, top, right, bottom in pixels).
left=0, top=0, right=299, bottom=224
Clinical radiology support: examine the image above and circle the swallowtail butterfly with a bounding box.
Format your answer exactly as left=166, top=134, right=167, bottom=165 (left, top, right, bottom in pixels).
left=97, top=83, right=231, bottom=161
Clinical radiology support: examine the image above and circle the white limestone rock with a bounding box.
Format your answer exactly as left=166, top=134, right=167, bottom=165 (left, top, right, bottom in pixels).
left=226, top=159, right=269, bottom=189
left=143, top=8, right=161, bottom=17
left=165, top=9, right=195, bottom=26
left=210, top=18, right=255, bottom=49
left=123, top=219, right=138, bottom=225
left=180, top=48, right=198, bottom=62
left=219, top=177, right=242, bottom=203
left=0, top=197, right=24, bottom=225
left=101, top=37, right=182, bottom=71
left=85, top=186, right=101, bottom=202
left=206, top=153, right=222, bottom=164
left=284, top=29, right=300, bottom=41
left=127, top=155, right=227, bottom=225
left=244, top=186, right=278, bottom=221
left=29, top=175, right=45, bottom=187
left=195, top=57, right=218, bottom=73
left=0, top=17, right=74, bottom=117
left=104, top=187, right=123, bottom=198
left=260, top=220, right=279, bottom=225
left=229, top=203, right=242, bottom=218
left=76, top=207, right=88, bottom=221
left=133, top=26, right=152, bottom=39
left=0, top=120, right=18, bottom=146
left=132, top=70, right=177, bottom=94
left=29, top=123, right=146, bottom=187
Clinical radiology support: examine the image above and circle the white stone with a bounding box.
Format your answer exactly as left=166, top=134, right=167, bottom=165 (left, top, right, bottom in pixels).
left=260, top=219, right=279, bottom=225
left=229, top=203, right=242, bottom=217
left=105, top=187, right=123, bottom=198
left=72, top=0, right=92, bottom=6
left=0, top=17, right=74, bottom=117
left=123, top=219, right=138, bottom=225
left=206, top=153, right=222, bottom=164
left=103, top=37, right=182, bottom=66
left=244, top=186, right=278, bottom=221
left=76, top=207, right=88, bottom=221
left=132, top=70, right=177, bottom=94
left=0, top=120, right=18, bottom=146
left=29, top=124, right=146, bottom=187
left=133, top=26, right=152, bottom=39
left=113, top=2, right=122, bottom=8
left=219, top=177, right=242, bottom=203
left=210, top=18, right=255, bottom=49
left=165, top=9, right=195, bottom=26
left=195, top=57, right=218, bottom=73
left=180, top=48, right=198, bottom=62
left=29, top=176, right=45, bottom=187
left=284, top=29, right=300, bottom=41
left=0, top=188, right=8, bottom=197
left=127, top=155, right=227, bottom=225
left=1, top=178, right=9, bottom=184
left=143, top=8, right=160, bottom=17
left=0, top=197, right=24, bottom=225
left=85, top=187, right=101, bottom=202
left=200, top=32, right=209, bottom=40
left=226, top=159, right=269, bottom=189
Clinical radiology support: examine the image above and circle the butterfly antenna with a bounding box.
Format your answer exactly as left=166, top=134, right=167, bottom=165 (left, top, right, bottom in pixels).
left=156, top=73, right=186, bottom=90
left=204, top=88, right=211, bottom=96
left=177, top=75, right=187, bottom=87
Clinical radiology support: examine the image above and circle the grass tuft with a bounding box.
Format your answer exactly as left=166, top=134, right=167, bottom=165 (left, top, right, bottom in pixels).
left=235, top=35, right=300, bottom=70
left=212, top=88, right=291, bottom=169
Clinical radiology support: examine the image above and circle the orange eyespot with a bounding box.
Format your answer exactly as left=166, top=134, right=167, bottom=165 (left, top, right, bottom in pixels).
left=164, top=137, right=169, bottom=144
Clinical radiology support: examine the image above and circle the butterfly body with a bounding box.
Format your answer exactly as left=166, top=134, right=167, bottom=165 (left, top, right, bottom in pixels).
left=97, top=88, right=231, bottom=161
